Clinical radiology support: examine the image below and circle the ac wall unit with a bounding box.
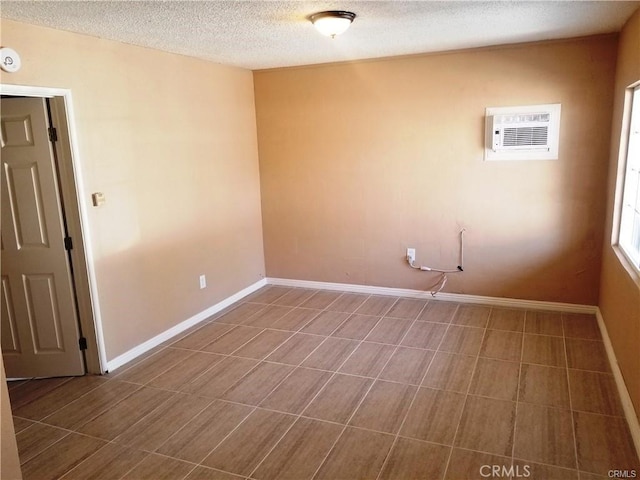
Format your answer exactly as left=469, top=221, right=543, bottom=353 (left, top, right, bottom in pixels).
left=484, top=104, right=561, bottom=161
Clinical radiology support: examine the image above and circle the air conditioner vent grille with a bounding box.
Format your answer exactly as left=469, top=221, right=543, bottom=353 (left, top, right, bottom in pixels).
left=503, top=126, right=548, bottom=147
left=484, top=103, right=561, bottom=161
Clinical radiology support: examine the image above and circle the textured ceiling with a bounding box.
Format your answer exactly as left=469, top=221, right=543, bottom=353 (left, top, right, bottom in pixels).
left=1, top=1, right=638, bottom=70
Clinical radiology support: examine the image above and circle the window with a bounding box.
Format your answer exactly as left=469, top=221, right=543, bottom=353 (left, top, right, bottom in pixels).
left=619, top=84, right=640, bottom=270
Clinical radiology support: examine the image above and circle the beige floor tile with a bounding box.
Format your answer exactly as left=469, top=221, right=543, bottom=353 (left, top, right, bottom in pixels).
left=158, top=400, right=253, bottom=463
left=301, top=337, right=359, bottom=371
left=10, top=291, right=635, bottom=480
left=379, top=347, right=434, bottom=385
left=272, top=289, right=317, bottom=307
left=563, top=313, right=601, bottom=340
left=439, top=325, right=485, bottom=355
left=469, top=358, right=520, bottom=401
left=300, top=310, right=350, bottom=335
left=569, top=369, right=624, bottom=416
left=579, top=472, right=609, bottom=480
left=270, top=308, right=322, bottom=331
left=20, top=432, right=106, bottom=480
left=77, top=386, right=174, bottom=440
left=171, top=323, right=236, bottom=350
left=115, top=392, right=211, bottom=451
left=201, top=325, right=262, bottom=355
left=522, top=334, right=566, bottom=367
left=355, top=295, right=397, bottom=316
left=574, top=411, right=640, bottom=476
left=299, top=290, right=343, bottom=310
left=488, top=308, right=525, bottom=332
left=14, top=375, right=108, bottom=420
left=60, top=443, right=148, bottom=480
left=121, top=453, right=194, bottom=480
left=519, top=364, right=570, bottom=408
left=479, top=329, right=523, bottom=362
left=202, top=408, right=296, bottom=476
left=243, top=286, right=291, bottom=304
left=243, top=305, right=293, bottom=328
left=260, top=367, right=332, bottom=414
left=7, top=379, right=30, bottom=391
left=385, top=298, right=427, bottom=319
left=181, top=356, right=258, bottom=398
left=102, top=345, right=167, bottom=378
left=565, top=338, right=610, bottom=372
left=331, top=314, right=380, bottom=340
left=184, top=466, right=245, bottom=480
left=418, top=301, right=458, bottom=323
left=114, top=348, right=195, bottom=385
left=303, top=374, right=373, bottom=424
left=12, top=416, right=34, bottom=434
left=16, top=422, right=69, bottom=464
left=378, top=437, right=450, bottom=480
left=401, top=321, right=448, bottom=350
left=244, top=286, right=291, bottom=304
left=350, top=380, right=416, bottom=434
left=325, top=293, right=369, bottom=313
left=400, top=387, right=465, bottom=444
left=525, top=311, right=563, bottom=336
left=148, top=352, right=225, bottom=391
left=364, top=317, right=412, bottom=345
left=512, top=460, right=579, bottom=480
left=444, top=448, right=512, bottom=480
left=314, top=427, right=394, bottom=480
left=42, top=380, right=140, bottom=430
left=452, top=305, right=491, bottom=328
left=231, top=329, right=292, bottom=359
left=454, top=395, right=516, bottom=456
left=253, top=417, right=343, bottom=480
left=221, top=362, right=294, bottom=406
left=265, top=333, right=325, bottom=365
left=8, top=377, right=72, bottom=410
left=213, top=303, right=265, bottom=325
left=338, top=342, right=396, bottom=377
left=514, top=402, right=576, bottom=468
left=422, top=352, right=476, bottom=392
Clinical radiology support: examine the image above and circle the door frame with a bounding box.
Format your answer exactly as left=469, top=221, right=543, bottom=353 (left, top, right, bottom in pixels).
left=1, top=84, right=106, bottom=374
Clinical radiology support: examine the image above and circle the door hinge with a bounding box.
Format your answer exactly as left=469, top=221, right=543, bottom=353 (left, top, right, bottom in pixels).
left=79, top=337, right=87, bottom=351
left=64, top=236, right=73, bottom=251
left=48, top=127, right=58, bottom=143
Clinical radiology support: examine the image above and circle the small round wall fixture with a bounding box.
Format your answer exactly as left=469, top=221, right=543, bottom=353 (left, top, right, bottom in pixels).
left=0, top=47, right=21, bottom=73
left=310, top=11, right=356, bottom=38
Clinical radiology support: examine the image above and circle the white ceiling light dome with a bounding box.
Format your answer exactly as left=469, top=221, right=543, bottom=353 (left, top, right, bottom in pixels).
left=310, top=11, right=356, bottom=38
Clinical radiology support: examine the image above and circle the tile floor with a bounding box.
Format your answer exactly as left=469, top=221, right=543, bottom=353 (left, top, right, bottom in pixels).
left=8, top=286, right=640, bottom=480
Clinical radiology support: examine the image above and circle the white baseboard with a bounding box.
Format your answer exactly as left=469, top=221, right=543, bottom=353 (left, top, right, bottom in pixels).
left=595, top=308, right=640, bottom=461
left=105, top=278, right=267, bottom=372
left=266, top=277, right=598, bottom=314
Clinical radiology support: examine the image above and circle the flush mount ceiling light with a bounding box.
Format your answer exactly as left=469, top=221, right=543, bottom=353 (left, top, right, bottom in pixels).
left=310, top=11, right=356, bottom=38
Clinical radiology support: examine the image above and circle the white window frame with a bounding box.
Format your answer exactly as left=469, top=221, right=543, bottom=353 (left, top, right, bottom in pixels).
left=616, top=83, right=640, bottom=274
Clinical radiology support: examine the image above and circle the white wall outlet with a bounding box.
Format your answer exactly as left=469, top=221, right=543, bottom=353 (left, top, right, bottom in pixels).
left=199, top=275, right=207, bottom=289
left=406, top=248, right=416, bottom=264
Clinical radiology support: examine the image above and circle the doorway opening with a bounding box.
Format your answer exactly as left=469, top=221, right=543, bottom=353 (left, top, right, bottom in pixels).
left=1, top=84, right=105, bottom=377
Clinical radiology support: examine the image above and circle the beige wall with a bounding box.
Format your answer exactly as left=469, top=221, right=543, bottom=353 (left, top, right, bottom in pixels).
left=254, top=36, right=617, bottom=305
left=0, top=20, right=265, bottom=361
left=600, top=8, right=640, bottom=419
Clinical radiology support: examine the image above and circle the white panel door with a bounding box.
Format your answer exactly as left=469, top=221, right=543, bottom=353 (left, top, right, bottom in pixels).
left=1, top=97, right=84, bottom=377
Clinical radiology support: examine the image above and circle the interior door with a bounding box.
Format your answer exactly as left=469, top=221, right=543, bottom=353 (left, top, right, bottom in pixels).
left=1, top=97, right=84, bottom=378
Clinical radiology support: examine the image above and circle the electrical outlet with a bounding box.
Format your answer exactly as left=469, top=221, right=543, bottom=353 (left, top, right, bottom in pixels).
left=406, top=248, right=416, bottom=264
left=199, top=275, right=207, bottom=289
